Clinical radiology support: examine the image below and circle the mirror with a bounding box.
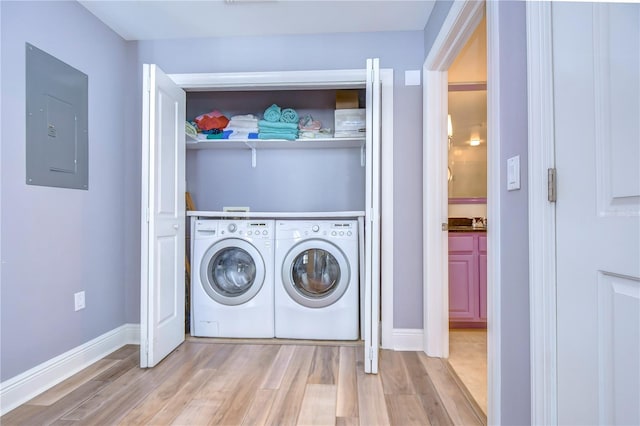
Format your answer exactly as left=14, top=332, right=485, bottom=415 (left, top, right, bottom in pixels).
left=448, top=84, right=487, bottom=198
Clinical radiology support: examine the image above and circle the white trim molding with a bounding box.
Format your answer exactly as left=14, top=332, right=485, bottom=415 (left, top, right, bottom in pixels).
left=486, top=1, right=502, bottom=424
left=392, top=329, right=424, bottom=351
left=526, top=2, right=558, bottom=425
left=380, top=68, right=395, bottom=350
left=0, top=323, right=140, bottom=416
left=423, top=0, right=501, bottom=423
left=423, top=0, right=484, bottom=359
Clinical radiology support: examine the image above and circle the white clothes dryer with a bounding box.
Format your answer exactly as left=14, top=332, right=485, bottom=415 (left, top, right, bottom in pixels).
left=191, top=219, right=274, bottom=338
left=274, top=220, right=359, bottom=340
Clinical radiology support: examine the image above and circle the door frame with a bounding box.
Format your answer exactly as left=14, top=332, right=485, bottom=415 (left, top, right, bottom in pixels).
left=422, top=0, right=500, bottom=423
left=526, top=2, right=558, bottom=424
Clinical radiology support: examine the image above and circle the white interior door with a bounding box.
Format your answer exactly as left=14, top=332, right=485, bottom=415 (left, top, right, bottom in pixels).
left=553, top=3, right=640, bottom=424
left=364, top=58, right=381, bottom=373
left=140, top=64, right=186, bottom=368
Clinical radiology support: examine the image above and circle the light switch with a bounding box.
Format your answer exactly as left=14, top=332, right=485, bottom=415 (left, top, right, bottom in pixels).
left=507, top=155, right=520, bottom=191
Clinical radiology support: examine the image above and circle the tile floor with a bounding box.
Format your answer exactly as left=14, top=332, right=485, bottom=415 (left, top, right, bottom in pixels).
left=448, top=328, right=487, bottom=415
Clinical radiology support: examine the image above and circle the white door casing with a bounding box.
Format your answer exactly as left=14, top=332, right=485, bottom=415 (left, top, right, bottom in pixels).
left=553, top=3, right=640, bottom=424
left=140, top=64, right=186, bottom=368
left=142, top=62, right=388, bottom=372
left=423, top=1, right=498, bottom=422
left=423, top=0, right=485, bottom=359
left=364, top=58, right=382, bottom=374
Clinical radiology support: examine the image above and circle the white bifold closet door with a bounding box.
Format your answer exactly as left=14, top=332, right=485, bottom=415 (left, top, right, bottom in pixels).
left=364, top=58, right=382, bottom=374
left=140, top=64, right=186, bottom=368
left=140, top=59, right=382, bottom=373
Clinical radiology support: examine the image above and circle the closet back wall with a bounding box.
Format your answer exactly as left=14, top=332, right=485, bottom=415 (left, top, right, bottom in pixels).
left=135, top=31, right=425, bottom=330
left=186, top=90, right=364, bottom=212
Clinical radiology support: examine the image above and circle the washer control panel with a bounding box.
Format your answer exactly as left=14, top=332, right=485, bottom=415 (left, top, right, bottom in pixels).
left=277, top=220, right=357, bottom=240
left=195, top=220, right=273, bottom=239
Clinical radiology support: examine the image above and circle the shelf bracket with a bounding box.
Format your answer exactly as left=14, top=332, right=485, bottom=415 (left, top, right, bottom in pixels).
left=243, top=141, right=257, bottom=168
left=360, top=144, right=366, bottom=167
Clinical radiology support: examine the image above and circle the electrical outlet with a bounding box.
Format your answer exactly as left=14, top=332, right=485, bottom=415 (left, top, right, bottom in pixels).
left=74, top=291, right=85, bottom=311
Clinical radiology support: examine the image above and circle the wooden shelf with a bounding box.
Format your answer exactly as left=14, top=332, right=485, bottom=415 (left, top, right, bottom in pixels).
left=187, top=211, right=366, bottom=219
left=186, top=137, right=364, bottom=150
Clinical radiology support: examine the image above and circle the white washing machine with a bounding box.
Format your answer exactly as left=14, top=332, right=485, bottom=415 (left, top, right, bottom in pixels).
left=191, top=219, right=274, bottom=338
left=274, top=220, right=359, bottom=340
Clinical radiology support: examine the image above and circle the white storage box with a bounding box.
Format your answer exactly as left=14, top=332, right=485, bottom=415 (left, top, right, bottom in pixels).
left=334, top=108, right=365, bottom=138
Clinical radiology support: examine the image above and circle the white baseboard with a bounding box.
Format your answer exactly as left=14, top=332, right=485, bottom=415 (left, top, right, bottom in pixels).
left=0, top=323, right=140, bottom=416
left=392, top=328, right=424, bottom=351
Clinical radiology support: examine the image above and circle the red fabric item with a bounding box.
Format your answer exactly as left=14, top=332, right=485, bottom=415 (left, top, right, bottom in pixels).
left=195, top=110, right=229, bottom=131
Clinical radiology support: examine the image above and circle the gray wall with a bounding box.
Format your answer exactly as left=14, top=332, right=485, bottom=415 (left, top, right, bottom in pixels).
left=0, top=1, right=134, bottom=381
left=135, top=31, right=427, bottom=329
left=497, top=3, right=531, bottom=423
left=424, top=0, right=454, bottom=57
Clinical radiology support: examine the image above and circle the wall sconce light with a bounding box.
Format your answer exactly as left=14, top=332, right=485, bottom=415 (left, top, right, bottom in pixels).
left=470, top=138, right=481, bottom=146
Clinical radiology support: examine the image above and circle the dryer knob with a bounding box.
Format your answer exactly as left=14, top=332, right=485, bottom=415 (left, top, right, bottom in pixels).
left=312, top=225, right=320, bottom=233
left=228, top=223, right=237, bottom=233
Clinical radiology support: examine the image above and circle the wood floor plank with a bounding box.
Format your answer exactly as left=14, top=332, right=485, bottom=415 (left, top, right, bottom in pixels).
left=296, top=384, right=337, bottom=426
left=355, top=347, right=390, bottom=426
left=29, top=359, right=118, bottom=406
left=146, top=368, right=218, bottom=425
left=202, top=343, right=237, bottom=370
left=116, top=343, right=210, bottom=425
left=261, top=345, right=296, bottom=390
left=418, top=354, right=482, bottom=426
left=91, top=351, right=138, bottom=383
left=169, top=392, right=225, bottom=425
left=210, top=345, right=281, bottom=425
left=241, top=389, right=276, bottom=426
left=64, top=343, right=196, bottom=424
left=379, top=349, right=416, bottom=395
left=0, top=403, right=46, bottom=425
left=385, top=394, right=432, bottom=426
left=335, top=417, right=358, bottom=426
left=306, top=346, right=339, bottom=385
left=2, top=342, right=483, bottom=426
left=103, top=345, right=139, bottom=360
left=335, top=346, right=358, bottom=418
left=17, top=380, right=106, bottom=426
left=264, top=345, right=316, bottom=426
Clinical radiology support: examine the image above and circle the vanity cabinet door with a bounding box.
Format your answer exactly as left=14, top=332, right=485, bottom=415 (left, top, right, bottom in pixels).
left=448, top=234, right=478, bottom=322
left=478, top=235, right=487, bottom=320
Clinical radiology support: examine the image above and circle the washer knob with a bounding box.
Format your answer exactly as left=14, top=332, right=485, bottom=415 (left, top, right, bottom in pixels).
left=312, top=225, right=320, bottom=233
left=228, top=223, right=237, bottom=233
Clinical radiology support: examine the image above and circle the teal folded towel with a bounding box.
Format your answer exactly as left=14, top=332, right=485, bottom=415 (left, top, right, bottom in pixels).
left=263, top=104, right=281, bottom=122
left=258, top=120, right=298, bottom=131
left=280, top=108, right=298, bottom=123
left=258, top=132, right=298, bottom=141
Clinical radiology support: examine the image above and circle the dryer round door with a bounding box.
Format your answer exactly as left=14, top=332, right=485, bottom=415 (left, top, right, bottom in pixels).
left=200, top=238, right=265, bottom=306
left=281, top=239, right=350, bottom=308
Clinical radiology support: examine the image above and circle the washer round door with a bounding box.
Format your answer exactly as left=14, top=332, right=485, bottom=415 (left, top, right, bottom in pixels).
left=200, top=238, right=265, bottom=306
left=281, top=239, right=350, bottom=308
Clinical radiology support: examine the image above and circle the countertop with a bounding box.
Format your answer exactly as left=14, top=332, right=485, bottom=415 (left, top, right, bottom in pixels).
left=448, top=226, right=487, bottom=232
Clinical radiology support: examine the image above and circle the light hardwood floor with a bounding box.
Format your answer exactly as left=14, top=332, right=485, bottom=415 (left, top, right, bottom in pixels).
left=1, top=341, right=485, bottom=425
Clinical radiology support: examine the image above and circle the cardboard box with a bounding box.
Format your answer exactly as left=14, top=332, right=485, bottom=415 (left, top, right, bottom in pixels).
left=335, top=90, right=359, bottom=109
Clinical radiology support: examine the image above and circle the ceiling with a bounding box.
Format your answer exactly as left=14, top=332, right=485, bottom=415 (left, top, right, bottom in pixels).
left=78, top=0, right=436, bottom=41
